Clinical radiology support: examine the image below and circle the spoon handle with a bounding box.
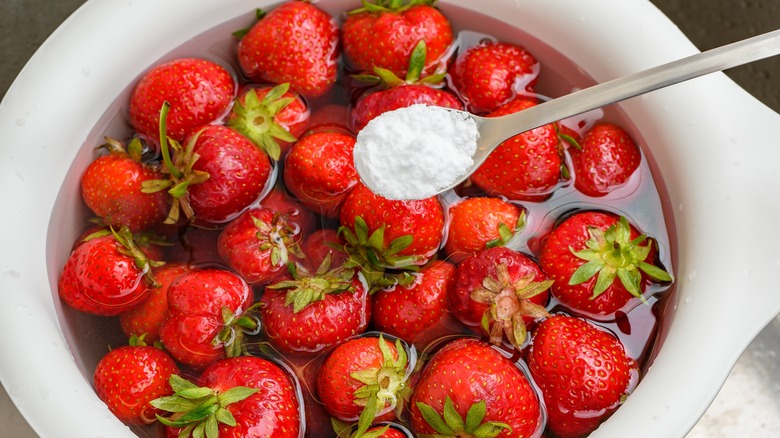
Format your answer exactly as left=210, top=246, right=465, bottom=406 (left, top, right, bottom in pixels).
left=477, top=28, right=780, bottom=156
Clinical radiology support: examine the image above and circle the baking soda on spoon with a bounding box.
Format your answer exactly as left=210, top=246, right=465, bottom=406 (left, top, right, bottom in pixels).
left=353, top=104, right=479, bottom=200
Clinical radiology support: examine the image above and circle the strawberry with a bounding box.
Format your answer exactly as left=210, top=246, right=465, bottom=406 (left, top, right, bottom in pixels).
left=316, top=335, right=410, bottom=423
left=58, top=227, right=161, bottom=316
left=443, top=196, right=525, bottom=263
left=470, top=97, right=563, bottom=201
left=527, top=315, right=637, bottom=438
left=236, top=1, right=340, bottom=98
left=339, top=183, right=445, bottom=291
left=349, top=40, right=462, bottom=132
left=342, top=0, right=453, bottom=77
left=409, top=337, right=542, bottom=438
left=449, top=246, right=551, bottom=349
left=153, top=356, right=301, bottom=437
left=350, top=83, right=463, bottom=132
left=570, top=122, right=641, bottom=197
left=129, top=57, right=235, bottom=142
left=81, top=137, right=168, bottom=233
left=448, top=41, right=538, bottom=114
left=538, top=211, right=673, bottom=319
left=93, top=339, right=179, bottom=425
left=120, top=263, right=191, bottom=342
left=261, top=188, right=318, bottom=236
left=259, top=260, right=370, bottom=355
left=158, top=268, right=254, bottom=368
left=371, top=260, right=454, bottom=344
left=302, top=228, right=349, bottom=270
left=217, top=206, right=309, bottom=285
left=226, top=83, right=310, bottom=160
left=283, top=129, right=360, bottom=217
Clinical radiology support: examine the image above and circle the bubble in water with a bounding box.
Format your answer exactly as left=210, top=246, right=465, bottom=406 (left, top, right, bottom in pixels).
left=687, top=270, right=698, bottom=282
left=684, top=296, right=692, bottom=304
left=82, top=66, right=92, bottom=77
left=15, top=118, right=26, bottom=127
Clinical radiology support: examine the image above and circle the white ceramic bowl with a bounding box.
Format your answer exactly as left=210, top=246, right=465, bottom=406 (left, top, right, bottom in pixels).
left=2, top=0, right=779, bottom=437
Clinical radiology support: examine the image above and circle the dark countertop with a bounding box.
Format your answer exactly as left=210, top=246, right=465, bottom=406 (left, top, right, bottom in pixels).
left=1, top=1, right=779, bottom=437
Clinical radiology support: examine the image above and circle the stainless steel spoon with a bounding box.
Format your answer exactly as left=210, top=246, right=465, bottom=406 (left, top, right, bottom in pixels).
left=355, top=29, right=780, bottom=198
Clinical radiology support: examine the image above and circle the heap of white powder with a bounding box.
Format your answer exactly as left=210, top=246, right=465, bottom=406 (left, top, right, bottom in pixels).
left=353, top=104, right=479, bottom=200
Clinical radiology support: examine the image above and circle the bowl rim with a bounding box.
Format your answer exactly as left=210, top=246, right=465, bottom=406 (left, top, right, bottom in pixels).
left=1, top=0, right=779, bottom=437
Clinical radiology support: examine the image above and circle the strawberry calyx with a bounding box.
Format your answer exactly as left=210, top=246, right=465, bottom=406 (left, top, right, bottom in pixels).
left=416, top=396, right=511, bottom=438
left=213, top=304, right=262, bottom=359
left=266, top=256, right=357, bottom=313
left=332, top=416, right=393, bottom=438
left=108, top=226, right=165, bottom=288
left=338, top=216, right=421, bottom=293
left=250, top=210, right=306, bottom=269
left=470, top=264, right=552, bottom=348
left=568, top=216, right=673, bottom=299
left=350, top=335, right=410, bottom=419
left=100, top=136, right=148, bottom=163
left=151, top=374, right=258, bottom=438
left=348, top=0, right=439, bottom=15
left=353, top=39, right=446, bottom=87
left=484, top=211, right=526, bottom=249
left=227, top=83, right=299, bottom=160
left=141, top=102, right=210, bottom=224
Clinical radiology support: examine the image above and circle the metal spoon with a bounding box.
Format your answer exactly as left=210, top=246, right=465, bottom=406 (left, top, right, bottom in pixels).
left=355, top=29, right=780, bottom=198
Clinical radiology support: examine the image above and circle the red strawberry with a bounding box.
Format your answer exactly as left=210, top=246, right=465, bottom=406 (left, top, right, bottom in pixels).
left=409, top=337, right=542, bottom=438
left=443, top=196, right=525, bottom=263
left=142, top=104, right=274, bottom=226
left=58, top=227, right=161, bottom=316
left=538, top=211, right=673, bottom=319
left=158, top=268, right=254, bottom=368
left=448, top=41, right=538, bottom=114
left=283, top=129, right=360, bottom=217
left=129, top=57, right=235, bottom=142
left=217, top=206, right=309, bottom=285
left=93, top=341, right=179, bottom=425
left=349, top=39, right=463, bottom=132
left=236, top=1, right=340, bottom=98
left=259, top=261, right=370, bottom=355
left=470, top=97, right=563, bottom=201
left=182, top=124, right=273, bottom=225
left=528, top=315, right=637, bottom=438
left=371, top=260, right=454, bottom=344
left=119, top=263, right=191, bottom=342
left=317, top=335, right=409, bottom=423
left=571, top=122, right=641, bottom=197
left=227, top=83, right=310, bottom=160
left=153, top=356, right=301, bottom=437
left=342, top=0, right=453, bottom=77
left=339, top=183, right=445, bottom=291
left=81, top=138, right=168, bottom=232
left=449, top=246, right=551, bottom=349
left=350, top=83, right=463, bottom=132
left=302, top=228, right=349, bottom=270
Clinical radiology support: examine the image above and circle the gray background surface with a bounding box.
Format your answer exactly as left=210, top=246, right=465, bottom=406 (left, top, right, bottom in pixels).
left=1, top=1, right=778, bottom=437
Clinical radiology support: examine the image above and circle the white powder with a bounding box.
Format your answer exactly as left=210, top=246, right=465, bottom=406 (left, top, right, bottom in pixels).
left=353, top=104, right=479, bottom=200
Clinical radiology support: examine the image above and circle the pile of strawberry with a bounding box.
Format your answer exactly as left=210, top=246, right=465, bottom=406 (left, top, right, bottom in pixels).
left=57, top=1, right=674, bottom=437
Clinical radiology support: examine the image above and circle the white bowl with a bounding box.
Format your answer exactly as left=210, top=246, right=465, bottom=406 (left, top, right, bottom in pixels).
left=1, top=0, right=779, bottom=437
